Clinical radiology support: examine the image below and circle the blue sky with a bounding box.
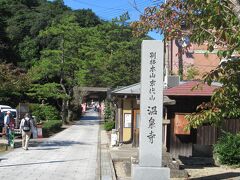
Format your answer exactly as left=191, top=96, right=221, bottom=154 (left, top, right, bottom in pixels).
left=63, top=0, right=163, bottom=40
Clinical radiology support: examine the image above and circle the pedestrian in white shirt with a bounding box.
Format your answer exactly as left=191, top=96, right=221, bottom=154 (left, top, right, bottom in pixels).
left=20, top=113, right=34, bottom=150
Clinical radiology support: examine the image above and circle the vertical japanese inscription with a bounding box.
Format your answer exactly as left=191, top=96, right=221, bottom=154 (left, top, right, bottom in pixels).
left=149, top=52, right=157, bottom=101
left=147, top=52, right=157, bottom=144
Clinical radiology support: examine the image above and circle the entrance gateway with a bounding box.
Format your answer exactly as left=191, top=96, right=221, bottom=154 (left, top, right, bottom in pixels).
left=132, top=40, right=170, bottom=180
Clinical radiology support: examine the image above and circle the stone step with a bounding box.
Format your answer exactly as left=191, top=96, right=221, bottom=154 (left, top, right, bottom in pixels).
left=179, top=157, right=214, bottom=166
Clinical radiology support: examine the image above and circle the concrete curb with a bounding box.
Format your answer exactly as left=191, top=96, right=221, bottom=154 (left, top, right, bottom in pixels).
left=108, top=147, right=117, bottom=180
left=96, top=121, right=101, bottom=180
left=104, top=130, right=117, bottom=180
left=100, top=128, right=117, bottom=180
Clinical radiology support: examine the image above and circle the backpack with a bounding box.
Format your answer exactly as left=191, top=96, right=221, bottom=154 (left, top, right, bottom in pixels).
left=23, top=119, right=31, bottom=132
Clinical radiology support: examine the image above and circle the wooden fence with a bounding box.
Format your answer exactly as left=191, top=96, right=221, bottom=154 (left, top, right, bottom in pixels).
left=197, top=119, right=240, bottom=145
left=169, top=119, right=240, bottom=158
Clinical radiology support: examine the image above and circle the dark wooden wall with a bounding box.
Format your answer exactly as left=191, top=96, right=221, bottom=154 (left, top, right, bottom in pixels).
left=167, top=96, right=240, bottom=158
left=170, top=118, right=240, bottom=158
left=197, top=125, right=218, bottom=145
left=222, top=119, right=240, bottom=134
left=169, top=118, right=196, bottom=158
left=197, top=119, right=240, bottom=145
left=168, top=96, right=210, bottom=158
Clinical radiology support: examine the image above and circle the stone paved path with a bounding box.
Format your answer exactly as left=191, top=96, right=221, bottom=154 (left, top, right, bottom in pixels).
left=0, top=109, right=100, bottom=180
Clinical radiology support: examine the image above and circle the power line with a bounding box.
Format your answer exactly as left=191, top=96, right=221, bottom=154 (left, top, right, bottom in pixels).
left=97, top=2, right=149, bottom=14
left=70, top=0, right=155, bottom=19
left=71, top=0, right=127, bottom=11
left=98, top=4, right=155, bottom=20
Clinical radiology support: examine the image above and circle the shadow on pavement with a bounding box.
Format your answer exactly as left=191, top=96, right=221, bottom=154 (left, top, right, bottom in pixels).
left=31, top=147, right=60, bottom=150
left=0, top=158, right=8, bottom=161
left=0, top=158, right=87, bottom=168
left=40, top=140, right=90, bottom=147
left=179, top=156, right=215, bottom=167
left=75, top=119, right=101, bottom=126
left=77, top=122, right=101, bottom=126
left=13, top=139, right=86, bottom=149
left=180, top=165, right=215, bottom=169
left=189, top=172, right=240, bottom=180
left=80, top=116, right=100, bottom=121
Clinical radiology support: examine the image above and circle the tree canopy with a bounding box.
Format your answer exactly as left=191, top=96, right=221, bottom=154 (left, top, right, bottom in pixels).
left=0, top=63, right=29, bottom=106
left=132, top=0, right=240, bottom=127
left=0, top=0, right=148, bottom=121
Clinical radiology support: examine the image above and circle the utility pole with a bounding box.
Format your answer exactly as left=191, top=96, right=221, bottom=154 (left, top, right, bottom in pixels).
left=178, top=44, right=183, bottom=80
left=164, top=0, right=169, bottom=88
left=164, top=40, right=169, bottom=88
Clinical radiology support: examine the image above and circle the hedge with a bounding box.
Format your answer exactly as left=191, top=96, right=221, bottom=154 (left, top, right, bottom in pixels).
left=213, top=132, right=240, bottom=166
left=104, top=120, right=115, bottom=131
left=29, top=103, right=60, bottom=122
left=42, top=120, right=62, bottom=137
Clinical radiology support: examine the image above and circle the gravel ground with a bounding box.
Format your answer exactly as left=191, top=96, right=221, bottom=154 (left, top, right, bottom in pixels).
left=114, top=161, right=128, bottom=178
left=185, top=166, right=240, bottom=180
left=114, top=161, right=240, bottom=180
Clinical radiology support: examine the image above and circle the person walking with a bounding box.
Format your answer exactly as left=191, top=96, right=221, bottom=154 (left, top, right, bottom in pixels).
left=20, top=113, right=34, bottom=150
left=4, top=111, right=11, bottom=146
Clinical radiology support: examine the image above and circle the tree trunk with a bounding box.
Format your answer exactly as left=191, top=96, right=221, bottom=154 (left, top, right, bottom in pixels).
left=61, top=99, right=67, bottom=123
left=66, top=99, right=72, bottom=122
left=66, top=88, right=74, bottom=122
left=67, top=108, right=73, bottom=122
left=60, top=36, right=68, bottom=123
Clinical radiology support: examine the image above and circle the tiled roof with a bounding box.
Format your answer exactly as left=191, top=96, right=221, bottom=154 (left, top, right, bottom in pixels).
left=111, top=83, right=176, bottom=105
left=111, top=83, right=140, bottom=95
left=164, top=81, right=220, bottom=96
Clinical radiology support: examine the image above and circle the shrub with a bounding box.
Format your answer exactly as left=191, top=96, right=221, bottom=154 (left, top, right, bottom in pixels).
left=29, top=103, right=60, bottom=122
left=213, top=132, right=240, bottom=166
left=104, top=100, right=114, bottom=121
left=104, top=120, right=115, bottom=131
left=42, top=120, right=62, bottom=137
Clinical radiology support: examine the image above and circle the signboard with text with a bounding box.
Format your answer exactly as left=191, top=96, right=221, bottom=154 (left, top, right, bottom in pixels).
left=174, top=113, right=190, bottom=135
left=124, top=113, right=132, bottom=128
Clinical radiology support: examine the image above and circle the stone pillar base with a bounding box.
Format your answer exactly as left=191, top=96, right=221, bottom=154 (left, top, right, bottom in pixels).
left=132, top=164, right=170, bottom=180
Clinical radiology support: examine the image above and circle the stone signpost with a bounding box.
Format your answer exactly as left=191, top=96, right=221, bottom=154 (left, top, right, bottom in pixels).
left=132, top=40, right=170, bottom=180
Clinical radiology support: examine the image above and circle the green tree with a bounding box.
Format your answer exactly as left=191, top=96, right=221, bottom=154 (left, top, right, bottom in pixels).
left=132, top=0, right=240, bottom=128
left=0, top=0, right=71, bottom=67
left=81, top=19, right=147, bottom=87
left=0, top=63, right=30, bottom=106
left=28, top=15, right=87, bottom=122
left=0, top=0, right=19, bottom=64
left=185, top=60, right=240, bottom=128
left=74, top=9, right=102, bottom=27
left=0, top=0, right=148, bottom=113
left=132, top=1, right=240, bottom=53
left=18, top=36, right=39, bottom=68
